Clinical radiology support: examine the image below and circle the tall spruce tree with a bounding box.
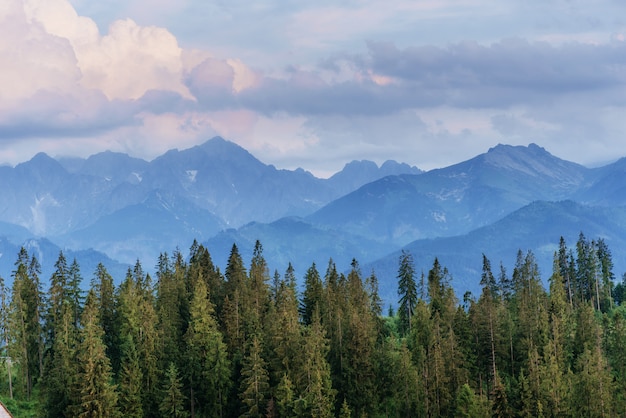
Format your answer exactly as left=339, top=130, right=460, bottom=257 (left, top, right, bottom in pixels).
left=239, top=335, right=270, bottom=417
left=160, top=362, right=188, bottom=418
left=184, top=278, right=231, bottom=417
left=117, top=334, right=143, bottom=418
left=74, top=290, right=119, bottom=418
left=397, top=250, right=417, bottom=335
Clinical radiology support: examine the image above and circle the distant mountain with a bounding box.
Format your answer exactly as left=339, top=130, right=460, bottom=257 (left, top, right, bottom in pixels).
left=575, top=157, right=626, bottom=206
left=75, top=151, right=149, bottom=186
left=327, top=159, right=422, bottom=197
left=0, top=234, right=128, bottom=289
left=203, top=217, right=390, bottom=276
left=308, top=144, right=591, bottom=246
left=7, top=138, right=626, bottom=305
left=61, top=190, right=225, bottom=265
left=365, top=200, right=626, bottom=306
left=0, top=137, right=420, bottom=276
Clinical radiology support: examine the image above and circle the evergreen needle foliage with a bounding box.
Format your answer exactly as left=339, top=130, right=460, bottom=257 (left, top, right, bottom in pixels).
left=0, top=234, right=624, bottom=416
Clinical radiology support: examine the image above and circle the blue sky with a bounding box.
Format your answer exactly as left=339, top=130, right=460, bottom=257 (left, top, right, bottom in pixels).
left=2, top=0, right=626, bottom=176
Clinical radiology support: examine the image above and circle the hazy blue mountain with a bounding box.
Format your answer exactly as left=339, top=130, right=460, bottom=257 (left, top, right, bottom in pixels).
left=327, top=159, right=422, bottom=197
left=0, top=137, right=419, bottom=267
left=308, top=144, right=590, bottom=246
left=140, top=138, right=331, bottom=227
left=76, top=151, right=149, bottom=185
left=0, top=235, right=128, bottom=289
left=7, top=138, right=626, bottom=299
left=203, top=216, right=390, bottom=277
left=574, top=157, right=626, bottom=206
left=61, top=190, right=225, bottom=265
left=365, top=200, right=626, bottom=307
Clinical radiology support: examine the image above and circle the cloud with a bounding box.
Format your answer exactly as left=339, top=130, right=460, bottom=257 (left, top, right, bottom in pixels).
left=5, top=0, right=626, bottom=175
left=0, top=0, right=216, bottom=152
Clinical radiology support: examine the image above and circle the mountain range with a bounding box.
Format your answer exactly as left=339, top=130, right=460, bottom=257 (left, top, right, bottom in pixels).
left=2, top=138, right=626, bottom=306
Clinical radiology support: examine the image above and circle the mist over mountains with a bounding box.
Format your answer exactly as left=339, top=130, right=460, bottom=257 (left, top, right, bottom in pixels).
left=2, top=137, right=626, bottom=306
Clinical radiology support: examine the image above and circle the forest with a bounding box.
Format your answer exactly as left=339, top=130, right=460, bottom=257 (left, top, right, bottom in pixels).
left=1, top=232, right=625, bottom=417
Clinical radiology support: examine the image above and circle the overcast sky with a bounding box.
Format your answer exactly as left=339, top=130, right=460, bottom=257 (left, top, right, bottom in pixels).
left=2, top=0, right=626, bottom=176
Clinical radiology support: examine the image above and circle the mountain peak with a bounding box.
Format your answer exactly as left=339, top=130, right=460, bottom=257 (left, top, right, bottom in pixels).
left=487, top=143, right=547, bottom=155
left=481, top=143, right=579, bottom=177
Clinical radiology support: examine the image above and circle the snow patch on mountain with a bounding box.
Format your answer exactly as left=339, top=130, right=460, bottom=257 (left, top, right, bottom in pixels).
left=186, top=170, right=198, bottom=182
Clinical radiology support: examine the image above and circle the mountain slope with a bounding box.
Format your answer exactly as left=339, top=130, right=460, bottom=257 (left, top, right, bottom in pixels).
left=308, top=144, right=591, bottom=245
left=366, top=200, right=626, bottom=306
left=203, top=216, right=390, bottom=275
left=62, top=191, right=225, bottom=264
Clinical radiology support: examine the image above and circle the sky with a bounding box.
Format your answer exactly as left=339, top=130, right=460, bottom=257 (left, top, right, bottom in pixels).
left=2, top=0, right=626, bottom=177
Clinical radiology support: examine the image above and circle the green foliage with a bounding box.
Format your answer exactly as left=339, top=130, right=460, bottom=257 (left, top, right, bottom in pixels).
left=1, top=235, right=626, bottom=417
left=159, top=363, right=187, bottom=418
left=397, top=250, right=417, bottom=335
left=239, top=336, right=270, bottom=417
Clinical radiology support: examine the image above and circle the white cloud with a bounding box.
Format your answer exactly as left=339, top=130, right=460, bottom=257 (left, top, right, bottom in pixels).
left=0, top=0, right=80, bottom=103
left=5, top=0, right=626, bottom=176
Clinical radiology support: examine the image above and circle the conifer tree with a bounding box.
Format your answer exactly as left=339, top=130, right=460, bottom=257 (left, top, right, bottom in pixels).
left=266, top=266, right=301, bottom=384
left=116, top=267, right=159, bottom=416
left=91, top=263, right=117, bottom=365
left=397, top=250, right=417, bottom=335
left=0, top=273, right=10, bottom=399
left=185, top=278, right=231, bottom=416
left=42, top=300, right=79, bottom=417
left=117, top=334, right=143, bottom=418
left=160, top=362, right=188, bottom=418
left=68, top=259, right=84, bottom=327
left=74, top=290, right=119, bottom=418
left=249, top=240, right=270, bottom=319
left=239, top=335, right=270, bottom=417
left=300, top=263, right=323, bottom=326
left=155, top=251, right=187, bottom=370
left=8, top=268, right=31, bottom=399
left=8, top=248, right=44, bottom=399
left=299, top=308, right=336, bottom=418
left=223, top=244, right=247, bottom=356
left=275, top=373, right=295, bottom=418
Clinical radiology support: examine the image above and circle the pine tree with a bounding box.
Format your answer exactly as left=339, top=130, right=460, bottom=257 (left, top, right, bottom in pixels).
left=118, top=334, right=143, bottom=418
left=397, top=250, right=417, bottom=335
left=0, top=273, right=11, bottom=399
left=156, top=251, right=187, bottom=370
left=266, top=266, right=301, bottom=384
left=339, top=398, right=352, bottom=418
left=454, top=383, right=481, bottom=418
left=185, top=278, right=231, bottom=416
left=223, top=244, right=247, bottom=356
left=68, top=258, right=84, bottom=327
left=596, top=238, right=615, bottom=311
left=160, top=362, right=188, bottom=418
left=116, top=267, right=160, bottom=416
left=300, top=263, right=323, bottom=326
left=239, top=336, right=270, bottom=417
left=91, top=263, right=117, bottom=367
left=42, top=301, right=79, bottom=417
left=247, top=240, right=270, bottom=332
left=275, top=374, right=295, bottom=418
left=8, top=248, right=44, bottom=399
left=74, top=290, right=119, bottom=418
left=298, top=308, right=336, bottom=418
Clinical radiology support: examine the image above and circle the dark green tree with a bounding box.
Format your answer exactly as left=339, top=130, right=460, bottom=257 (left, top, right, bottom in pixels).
left=117, top=334, right=143, bottom=418
left=160, top=362, right=188, bottom=418
left=74, top=290, right=119, bottom=418
left=184, top=278, right=231, bottom=416
left=397, top=250, right=417, bottom=335
left=239, top=335, right=270, bottom=417
left=300, top=263, right=323, bottom=326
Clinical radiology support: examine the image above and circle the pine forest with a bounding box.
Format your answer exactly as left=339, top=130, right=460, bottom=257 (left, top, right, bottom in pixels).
left=1, top=233, right=626, bottom=417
